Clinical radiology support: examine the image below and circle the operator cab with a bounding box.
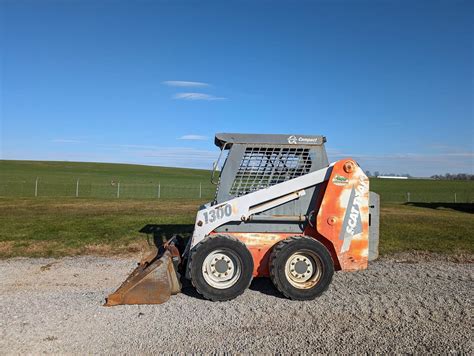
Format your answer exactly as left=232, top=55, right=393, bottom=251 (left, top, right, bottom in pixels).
left=211, top=133, right=329, bottom=204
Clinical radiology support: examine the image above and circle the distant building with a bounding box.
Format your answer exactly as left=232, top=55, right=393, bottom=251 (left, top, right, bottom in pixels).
left=377, top=176, right=408, bottom=179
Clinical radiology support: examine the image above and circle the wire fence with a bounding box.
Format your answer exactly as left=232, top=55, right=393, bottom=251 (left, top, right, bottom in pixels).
left=0, top=179, right=472, bottom=203
left=0, top=180, right=216, bottom=200
left=379, top=191, right=473, bottom=203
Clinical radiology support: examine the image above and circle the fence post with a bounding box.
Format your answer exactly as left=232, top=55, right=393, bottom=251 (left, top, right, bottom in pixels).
left=454, top=192, right=457, bottom=203
left=406, top=192, right=410, bottom=202
left=35, top=177, right=38, bottom=197
left=76, top=179, right=80, bottom=198
left=158, top=183, right=161, bottom=199
left=117, top=182, right=120, bottom=198
left=199, top=182, right=202, bottom=198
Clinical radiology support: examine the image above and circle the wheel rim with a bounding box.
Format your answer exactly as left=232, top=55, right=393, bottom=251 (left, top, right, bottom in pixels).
left=202, top=249, right=242, bottom=289
left=284, top=249, right=323, bottom=289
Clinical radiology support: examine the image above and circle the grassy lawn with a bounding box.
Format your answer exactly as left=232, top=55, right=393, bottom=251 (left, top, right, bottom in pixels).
left=1, top=160, right=473, bottom=202
left=380, top=203, right=473, bottom=255
left=0, top=160, right=215, bottom=199
left=0, top=198, right=200, bottom=258
left=1, top=160, right=472, bottom=258
left=0, top=197, right=472, bottom=258
left=371, top=178, right=474, bottom=203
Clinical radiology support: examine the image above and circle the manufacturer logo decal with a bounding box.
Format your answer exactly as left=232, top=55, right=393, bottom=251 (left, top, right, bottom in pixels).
left=287, top=135, right=320, bottom=145
left=339, top=176, right=369, bottom=253
left=332, top=175, right=349, bottom=186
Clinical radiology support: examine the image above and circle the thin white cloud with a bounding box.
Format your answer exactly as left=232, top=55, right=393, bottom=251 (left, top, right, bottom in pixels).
left=179, top=135, right=208, bottom=141
left=51, top=139, right=84, bottom=144
left=163, top=81, right=209, bottom=88
left=173, top=93, right=226, bottom=101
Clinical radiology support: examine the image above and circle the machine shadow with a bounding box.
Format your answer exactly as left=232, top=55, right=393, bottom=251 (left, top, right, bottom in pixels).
left=179, top=278, right=207, bottom=300
left=404, top=202, right=473, bottom=214
left=139, top=224, right=194, bottom=251
left=248, top=278, right=285, bottom=298
left=180, top=276, right=285, bottom=300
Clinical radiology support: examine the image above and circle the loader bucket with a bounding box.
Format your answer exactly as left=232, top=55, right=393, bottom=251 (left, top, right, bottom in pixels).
left=104, top=248, right=181, bottom=306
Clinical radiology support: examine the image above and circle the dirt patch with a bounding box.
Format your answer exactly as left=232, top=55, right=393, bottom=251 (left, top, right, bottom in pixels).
left=0, top=241, right=15, bottom=255
left=0, top=198, right=203, bottom=215
left=384, top=250, right=474, bottom=263
left=40, top=261, right=58, bottom=271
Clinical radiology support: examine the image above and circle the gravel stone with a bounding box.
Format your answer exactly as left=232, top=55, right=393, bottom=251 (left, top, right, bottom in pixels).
left=0, top=256, right=471, bottom=354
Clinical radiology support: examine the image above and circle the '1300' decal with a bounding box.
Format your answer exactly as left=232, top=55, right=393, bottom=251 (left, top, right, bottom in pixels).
left=203, top=204, right=232, bottom=224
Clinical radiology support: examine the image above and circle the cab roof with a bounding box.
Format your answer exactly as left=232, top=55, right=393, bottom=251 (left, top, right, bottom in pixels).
left=214, top=133, right=326, bottom=149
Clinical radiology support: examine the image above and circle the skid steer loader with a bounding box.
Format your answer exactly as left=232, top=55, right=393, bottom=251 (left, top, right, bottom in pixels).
left=105, top=133, right=379, bottom=306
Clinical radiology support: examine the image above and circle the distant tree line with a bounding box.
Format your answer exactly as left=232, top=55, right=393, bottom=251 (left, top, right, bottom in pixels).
left=430, top=173, right=474, bottom=180
left=365, top=171, right=411, bottom=178
left=364, top=171, right=473, bottom=180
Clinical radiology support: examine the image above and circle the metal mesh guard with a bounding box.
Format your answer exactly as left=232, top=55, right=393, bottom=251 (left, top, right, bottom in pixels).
left=229, top=147, right=312, bottom=197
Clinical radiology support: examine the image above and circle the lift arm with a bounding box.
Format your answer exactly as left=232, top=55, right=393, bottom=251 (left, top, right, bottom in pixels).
left=190, top=164, right=333, bottom=248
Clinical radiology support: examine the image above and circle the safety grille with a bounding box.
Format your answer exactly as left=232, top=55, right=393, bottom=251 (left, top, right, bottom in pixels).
left=229, top=147, right=312, bottom=197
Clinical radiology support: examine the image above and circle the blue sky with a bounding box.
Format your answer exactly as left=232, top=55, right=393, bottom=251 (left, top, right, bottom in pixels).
left=1, top=0, right=473, bottom=176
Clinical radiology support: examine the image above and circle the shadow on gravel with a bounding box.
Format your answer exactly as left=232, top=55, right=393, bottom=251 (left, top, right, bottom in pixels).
left=140, top=224, right=193, bottom=254
left=179, top=278, right=207, bottom=300
left=249, top=278, right=285, bottom=298
left=405, top=202, right=473, bottom=214
left=179, top=276, right=285, bottom=300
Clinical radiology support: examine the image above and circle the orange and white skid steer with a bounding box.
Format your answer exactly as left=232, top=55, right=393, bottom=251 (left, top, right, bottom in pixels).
left=105, top=133, right=379, bottom=306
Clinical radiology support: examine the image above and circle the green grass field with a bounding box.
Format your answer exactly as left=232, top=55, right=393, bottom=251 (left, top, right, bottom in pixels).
left=0, top=198, right=472, bottom=258
left=370, top=178, right=473, bottom=203
left=0, top=160, right=472, bottom=258
left=0, top=160, right=215, bottom=199
left=1, top=160, right=473, bottom=202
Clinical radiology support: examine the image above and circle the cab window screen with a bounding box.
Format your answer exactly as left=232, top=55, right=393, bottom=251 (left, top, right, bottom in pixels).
left=229, top=147, right=312, bottom=197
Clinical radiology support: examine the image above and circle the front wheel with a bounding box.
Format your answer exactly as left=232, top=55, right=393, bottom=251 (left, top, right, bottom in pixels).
left=269, top=236, right=334, bottom=300
left=188, top=235, right=254, bottom=301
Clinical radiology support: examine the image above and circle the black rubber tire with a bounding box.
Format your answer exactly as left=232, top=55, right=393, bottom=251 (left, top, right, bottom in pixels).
left=188, top=235, right=254, bottom=301
left=269, top=236, right=334, bottom=300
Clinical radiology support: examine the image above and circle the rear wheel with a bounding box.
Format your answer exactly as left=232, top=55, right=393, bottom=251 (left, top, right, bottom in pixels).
left=188, top=235, right=254, bottom=301
left=269, top=236, right=334, bottom=300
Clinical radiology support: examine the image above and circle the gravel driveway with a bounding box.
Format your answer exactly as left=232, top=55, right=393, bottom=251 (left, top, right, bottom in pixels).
left=0, top=255, right=471, bottom=354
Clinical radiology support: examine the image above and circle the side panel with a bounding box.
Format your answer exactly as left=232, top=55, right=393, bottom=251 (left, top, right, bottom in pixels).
left=368, top=192, right=380, bottom=261
left=215, top=185, right=321, bottom=234
left=212, top=232, right=299, bottom=277
left=316, top=159, right=370, bottom=271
